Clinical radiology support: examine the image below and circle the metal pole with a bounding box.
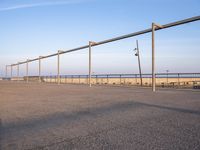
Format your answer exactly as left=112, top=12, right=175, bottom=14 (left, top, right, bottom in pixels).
left=39, top=57, right=42, bottom=83
left=11, top=65, right=13, bottom=80
left=5, top=65, right=8, bottom=78
left=58, top=51, right=60, bottom=84
left=152, top=23, right=163, bottom=92
left=178, top=73, right=180, bottom=88
left=65, top=76, right=67, bottom=84
left=89, top=42, right=92, bottom=87
left=136, top=40, right=143, bottom=86
left=88, top=41, right=96, bottom=87
left=152, top=23, right=156, bottom=92
left=26, top=60, right=29, bottom=83
left=57, top=50, right=63, bottom=84
left=17, top=64, right=19, bottom=82
left=107, top=75, right=109, bottom=84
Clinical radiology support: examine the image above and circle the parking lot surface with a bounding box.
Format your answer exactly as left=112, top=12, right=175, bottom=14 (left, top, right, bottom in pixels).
left=0, top=81, right=200, bottom=150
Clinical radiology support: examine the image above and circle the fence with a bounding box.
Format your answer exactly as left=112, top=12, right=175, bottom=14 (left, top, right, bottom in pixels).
left=35, top=73, right=200, bottom=89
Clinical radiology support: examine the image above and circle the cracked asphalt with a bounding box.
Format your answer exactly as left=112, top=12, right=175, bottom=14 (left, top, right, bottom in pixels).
left=0, top=81, right=200, bottom=150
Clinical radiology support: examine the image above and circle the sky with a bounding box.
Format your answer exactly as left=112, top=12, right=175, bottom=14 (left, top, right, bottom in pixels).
left=0, top=0, right=200, bottom=76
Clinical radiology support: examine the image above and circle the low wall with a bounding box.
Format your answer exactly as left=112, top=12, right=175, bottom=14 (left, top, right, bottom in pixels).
left=8, top=76, right=200, bottom=88
left=43, top=77, right=200, bottom=87
left=10, top=77, right=24, bottom=81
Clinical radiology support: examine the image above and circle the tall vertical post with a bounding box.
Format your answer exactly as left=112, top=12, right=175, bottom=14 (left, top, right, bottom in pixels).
left=89, top=42, right=92, bottom=87
left=5, top=65, right=8, bottom=78
left=136, top=40, right=143, bottom=86
left=88, top=41, right=97, bottom=87
left=152, top=23, right=156, bottom=92
left=39, top=56, right=42, bottom=83
left=57, top=50, right=63, bottom=85
left=178, top=73, right=180, bottom=88
left=11, top=65, right=13, bottom=80
left=58, top=51, right=60, bottom=84
left=26, top=60, right=29, bottom=83
left=17, top=63, right=19, bottom=82
left=152, top=23, right=162, bottom=92
left=107, top=75, right=109, bottom=84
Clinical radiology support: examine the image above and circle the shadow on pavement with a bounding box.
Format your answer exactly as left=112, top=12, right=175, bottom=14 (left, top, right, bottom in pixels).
left=0, top=119, right=2, bottom=150
left=2, top=101, right=200, bottom=135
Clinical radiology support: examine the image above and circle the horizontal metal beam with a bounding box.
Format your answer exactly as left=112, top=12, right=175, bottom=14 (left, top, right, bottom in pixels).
left=10, top=15, right=200, bottom=66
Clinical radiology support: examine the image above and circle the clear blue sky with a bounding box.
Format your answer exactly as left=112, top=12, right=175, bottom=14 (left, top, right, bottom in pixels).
left=1, top=0, right=200, bottom=76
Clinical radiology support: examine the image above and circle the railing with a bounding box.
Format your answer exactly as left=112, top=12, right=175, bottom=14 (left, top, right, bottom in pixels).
left=38, top=73, right=200, bottom=89
left=2, top=72, right=200, bottom=89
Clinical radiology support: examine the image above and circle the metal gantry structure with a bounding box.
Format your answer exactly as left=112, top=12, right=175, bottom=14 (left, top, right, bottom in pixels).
left=5, top=16, right=200, bottom=91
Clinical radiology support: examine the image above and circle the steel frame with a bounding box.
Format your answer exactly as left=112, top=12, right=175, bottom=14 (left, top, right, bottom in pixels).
left=6, top=16, right=200, bottom=91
